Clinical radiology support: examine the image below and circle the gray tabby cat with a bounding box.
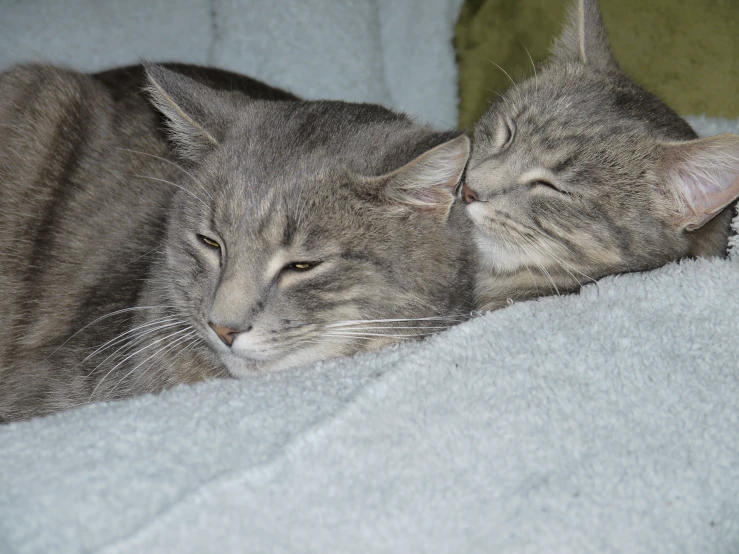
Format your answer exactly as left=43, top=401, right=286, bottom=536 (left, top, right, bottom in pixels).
left=463, top=0, right=739, bottom=310
left=0, top=63, right=474, bottom=421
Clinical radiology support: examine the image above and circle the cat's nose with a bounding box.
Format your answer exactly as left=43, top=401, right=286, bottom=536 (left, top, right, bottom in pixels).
left=462, top=181, right=479, bottom=204
left=208, top=322, right=250, bottom=347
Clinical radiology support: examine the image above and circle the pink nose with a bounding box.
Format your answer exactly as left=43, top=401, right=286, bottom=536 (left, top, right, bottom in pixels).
left=462, top=181, right=479, bottom=204
left=208, top=322, right=241, bottom=347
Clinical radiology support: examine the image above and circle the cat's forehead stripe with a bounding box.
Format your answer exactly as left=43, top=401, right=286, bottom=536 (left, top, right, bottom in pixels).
left=265, top=250, right=288, bottom=281
left=250, top=188, right=285, bottom=241
left=552, top=156, right=575, bottom=174
left=281, top=210, right=297, bottom=246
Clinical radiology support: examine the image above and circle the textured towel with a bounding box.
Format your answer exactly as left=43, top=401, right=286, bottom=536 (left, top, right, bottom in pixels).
left=0, top=117, right=737, bottom=553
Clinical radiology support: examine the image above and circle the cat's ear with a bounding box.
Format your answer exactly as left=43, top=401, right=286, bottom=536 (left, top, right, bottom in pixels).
left=550, top=0, right=619, bottom=71
left=658, top=134, right=739, bottom=232
left=364, top=135, right=470, bottom=223
left=144, top=63, right=231, bottom=161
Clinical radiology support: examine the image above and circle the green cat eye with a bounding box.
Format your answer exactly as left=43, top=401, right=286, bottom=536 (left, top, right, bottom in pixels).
left=198, top=234, right=221, bottom=250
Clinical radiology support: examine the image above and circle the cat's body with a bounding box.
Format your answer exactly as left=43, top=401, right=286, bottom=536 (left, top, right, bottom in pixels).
left=464, top=0, right=739, bottom=311
left=0, top=63, right=474, bottom=421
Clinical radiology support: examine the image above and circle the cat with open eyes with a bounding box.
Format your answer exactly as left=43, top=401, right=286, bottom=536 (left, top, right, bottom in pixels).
left=462, top=0, right=739, bottom=311
left=0, top=63, right=474, bottom=421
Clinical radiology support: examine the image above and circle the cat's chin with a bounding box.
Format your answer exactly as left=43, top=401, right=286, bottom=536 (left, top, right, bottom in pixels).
left=473, top=231, right=528, bottom=275
left=218, top=346, right=333, bottom=377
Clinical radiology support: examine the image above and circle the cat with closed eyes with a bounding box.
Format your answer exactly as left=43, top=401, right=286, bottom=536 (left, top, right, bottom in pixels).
left=463, top=0, right=739, bottom=311
left=0, top=63, right=474, bottom=422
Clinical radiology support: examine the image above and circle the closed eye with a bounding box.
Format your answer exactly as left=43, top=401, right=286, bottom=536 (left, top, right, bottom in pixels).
left=502, top=121, right=514, bottom=148
left=531, top=180, right=567, bottom=195
left=496, top=118, right=515, bottom=150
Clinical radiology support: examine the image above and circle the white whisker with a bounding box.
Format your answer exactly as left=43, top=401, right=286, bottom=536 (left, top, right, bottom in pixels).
left=520, top=236, right=582, bottom=289
left=487, top=89, right=504, bottom=101
left=44, top=305, right=178, bottom=361
left=324, top=331, right=439, bottom=339
left=515, top=237, right=560, bottom=296
left=89, top=327, right=191, bottom=400
left=84, top=320, right=189, bottom=374
left=541, top=242, right=598, bottom=285
left=325, top=325, right=454, bottom=331
left=327, top=315, right=467, bottom=328
left=520, top=41, right=538, bottom=95
left=108, top=330, right=198, bottom=399
left=116, top=147, right=214, bottom=203
left=482, top=57, right=517, bottom=89
left=81, top=316, right=180, bottom=363
left=132, top=174, right=210, bottom=209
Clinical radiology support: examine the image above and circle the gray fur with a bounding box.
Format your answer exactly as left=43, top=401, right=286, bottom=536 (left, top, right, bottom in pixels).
left=466, top=0, right=739, bottom=311
left=0, top=63, right=474, bottom=421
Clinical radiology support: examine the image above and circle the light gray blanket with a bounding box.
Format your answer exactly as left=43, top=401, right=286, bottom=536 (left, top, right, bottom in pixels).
left=1, top=1, right=738, bottom=552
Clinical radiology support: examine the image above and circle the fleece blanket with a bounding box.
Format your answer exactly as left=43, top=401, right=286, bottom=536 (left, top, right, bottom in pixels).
left=1, top=117, right=737, bottom=553
left=0, top=0, right=463, bottom=128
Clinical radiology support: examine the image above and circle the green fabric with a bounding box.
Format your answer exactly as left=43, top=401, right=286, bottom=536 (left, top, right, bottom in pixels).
left=454, top=0, right=739, bottom=129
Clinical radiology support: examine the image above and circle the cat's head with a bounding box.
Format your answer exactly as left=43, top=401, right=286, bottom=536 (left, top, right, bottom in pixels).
left=144, top=64, right=474, bottom=376
left=464, top=0, right=739, bottom=308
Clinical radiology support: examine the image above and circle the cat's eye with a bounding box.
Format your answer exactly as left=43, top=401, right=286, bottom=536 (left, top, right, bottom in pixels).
left=495, top=117, right=514, bottom=150
left=532, top=180, right=566, bottom=194
left=502, top=122, right=513, bottom=147
left=282, top=261, right=321, bottom=273
left=198, top=234, right=221, bottom=250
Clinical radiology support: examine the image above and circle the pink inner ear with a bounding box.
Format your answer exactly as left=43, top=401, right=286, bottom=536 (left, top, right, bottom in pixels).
left=664, top=135, right=739, bottom=231
left=412, top=187, right=453, bottom=206
left=382, top=135, right=470, bottom=221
